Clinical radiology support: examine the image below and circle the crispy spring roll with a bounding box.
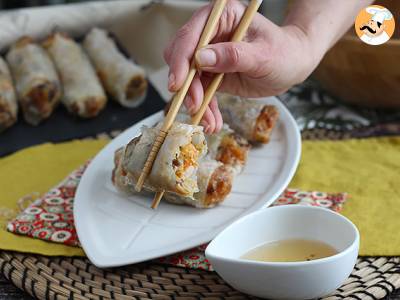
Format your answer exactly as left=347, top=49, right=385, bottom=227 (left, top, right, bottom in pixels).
left=218, top=94, right=279, bottom=144
left=206, top=124, right=250, bottom=174
left=83, top=28, right=147, bottom=108
left=6, top=37, right=61, bottom=125
left=122, top=122, right=207, bottom=197
left=164, top=158, right=233, bottom=208
left=0, top=57, right=18, bottom=131
left=44, top=33, right=106, bottom=118
left=112, top=148, right=233, bottom=208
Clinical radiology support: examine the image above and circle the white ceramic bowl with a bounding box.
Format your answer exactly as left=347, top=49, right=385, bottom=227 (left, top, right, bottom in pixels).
left=206, top=205, right=359, bottom=299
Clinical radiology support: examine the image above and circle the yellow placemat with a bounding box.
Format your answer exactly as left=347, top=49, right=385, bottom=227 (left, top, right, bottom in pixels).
left=0, top=137, right=399, bottom=256
left=0, top=139, right=108, bottom=256
left=290, top=137, right=400, bottom=256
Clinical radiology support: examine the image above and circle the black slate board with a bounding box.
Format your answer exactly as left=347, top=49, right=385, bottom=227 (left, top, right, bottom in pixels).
left=0, top=82, right=165, bottom=157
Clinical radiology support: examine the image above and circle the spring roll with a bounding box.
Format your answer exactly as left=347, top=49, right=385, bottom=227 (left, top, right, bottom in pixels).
left=6, top=37, right=61, bottom=125
left=206, top=124, right=250, bottom=174
left=83, top=28, right=147, bottom=108
left=0, top=57, right=18, bottom=131
left=43, top=33, right=106, bottom=118
left=113, top=148, right=233, bottom=208
left=121, top=122, right=207, bottom=197
left=164, top=158, right=233, bottom=208
left=218, top=94, right=279, bottom=144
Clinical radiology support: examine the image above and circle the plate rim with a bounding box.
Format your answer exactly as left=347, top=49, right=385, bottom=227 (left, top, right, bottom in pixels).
left=74, top=96, right=301, bottom=267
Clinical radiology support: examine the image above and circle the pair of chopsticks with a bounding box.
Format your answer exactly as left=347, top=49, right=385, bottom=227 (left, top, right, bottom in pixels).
left=136, top=0, right=263, bottom=209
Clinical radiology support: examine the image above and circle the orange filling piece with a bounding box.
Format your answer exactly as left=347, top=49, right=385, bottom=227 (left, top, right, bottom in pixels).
left=174, top=143, right=199, bottom=179
left=216, top=134, right=250, bottom=167
left=205, top=166, right=232, bottom=207
left=253, top=105, right=279, bottom=144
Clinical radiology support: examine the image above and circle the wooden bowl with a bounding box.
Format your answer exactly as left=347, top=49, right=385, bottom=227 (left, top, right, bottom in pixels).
left=313, top=1, right=400, bottom=108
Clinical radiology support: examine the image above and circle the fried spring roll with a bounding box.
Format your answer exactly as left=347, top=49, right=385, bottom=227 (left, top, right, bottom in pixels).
left=218, top=94, right=279, bottom=144
left=206, top=125, right=250, bottom=174
left=164, top=158, right=233, bottom=208
left=121, top=122, right=207, bottom=197
left=0, top=57, right=17, bottom=131
left=83, top=28, right=147, bottom=108
left=112, top=148, right=233, bottom=208
left=6, top=37, right=61, bottom=125
left=44, top=33, right=106, bottom=118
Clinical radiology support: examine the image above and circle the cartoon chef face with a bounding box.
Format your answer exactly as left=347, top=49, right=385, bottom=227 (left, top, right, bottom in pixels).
left=360, top=7, right=393, bottom=38
left=360, top=19, right=386, bottom=37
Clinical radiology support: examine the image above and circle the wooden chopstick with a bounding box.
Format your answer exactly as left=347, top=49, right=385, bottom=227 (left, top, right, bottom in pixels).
left=191, top=0, right=263, bottom=125
left=135, top=0, right=228, bottom=193
left=150, top=0, right=263, bottom=209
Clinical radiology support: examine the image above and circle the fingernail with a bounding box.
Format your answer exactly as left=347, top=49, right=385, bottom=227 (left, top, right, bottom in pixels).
left=168, top=73, right=175, bottom=91
left=196, top=48, right=217, bottom=67
left=201, top=120, right=209, bottom=132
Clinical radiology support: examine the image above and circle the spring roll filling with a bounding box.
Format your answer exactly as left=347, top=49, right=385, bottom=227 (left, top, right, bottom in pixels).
left=253, top=105, right=279, bottom=143
left=126, top=75, right=147, bottom=100
left=174, top=141, right=201, bottom=195
left=25, top=81, right=58, bottom=115
left=204, top=165, right=232, bottom=207
left=216, top=133, right=250, bottom=167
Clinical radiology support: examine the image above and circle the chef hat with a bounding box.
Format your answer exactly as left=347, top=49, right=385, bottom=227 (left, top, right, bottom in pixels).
left=366, top=6, right=393, bottom=24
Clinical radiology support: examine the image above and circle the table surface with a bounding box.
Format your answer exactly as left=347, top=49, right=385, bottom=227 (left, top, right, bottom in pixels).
left=1, top=272, right=400, bottom=300
left=1, top=80, right=399, bottom=299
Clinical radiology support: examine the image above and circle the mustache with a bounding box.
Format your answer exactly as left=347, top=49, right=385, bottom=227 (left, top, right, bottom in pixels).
left=360, top=25, right=376, bottom=34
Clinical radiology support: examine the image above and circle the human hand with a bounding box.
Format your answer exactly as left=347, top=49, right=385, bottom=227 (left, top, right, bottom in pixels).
left=164, top=0, right=320, bottom=133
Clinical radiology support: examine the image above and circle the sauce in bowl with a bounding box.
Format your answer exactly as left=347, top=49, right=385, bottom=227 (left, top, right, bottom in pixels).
left=241, top=239, right=338, bottom=262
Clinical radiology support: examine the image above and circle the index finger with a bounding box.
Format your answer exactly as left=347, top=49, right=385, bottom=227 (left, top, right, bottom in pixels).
left=164, top=4, right=214, bottom=92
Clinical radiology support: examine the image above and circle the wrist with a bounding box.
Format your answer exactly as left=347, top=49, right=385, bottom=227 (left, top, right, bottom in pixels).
left=281, top=24, right=323, bottom=84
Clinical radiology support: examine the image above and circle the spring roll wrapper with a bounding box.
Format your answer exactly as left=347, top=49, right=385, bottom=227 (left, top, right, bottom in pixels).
left=83, top=28, right=147, bottom=108
left=0, top=57, right=17, bottom=131
left=44, top=33, right=106, bottom=118
left=6, top=38, right=61, bottom=125
left=113, top=148, right=232, bottom=208
left=164, top=158, right=233, bottom=208
left=112, top=146, right=152, bottom=195
left=122, top=122, right=207, bottom=197
left=112, top=147, right=133, bottom=194
left=218, top=94, right=279, bottom=143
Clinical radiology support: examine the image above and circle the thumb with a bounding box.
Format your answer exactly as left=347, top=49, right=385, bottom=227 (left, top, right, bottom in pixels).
left=195, top=41, right=264, bottom=75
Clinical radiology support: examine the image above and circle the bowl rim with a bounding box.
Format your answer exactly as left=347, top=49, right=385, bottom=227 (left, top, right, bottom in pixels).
left=205, top=205, right=360, bottom=267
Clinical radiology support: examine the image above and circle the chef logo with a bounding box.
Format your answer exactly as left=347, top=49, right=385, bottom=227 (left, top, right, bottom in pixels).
left=355, top=5, right=395, bottom=46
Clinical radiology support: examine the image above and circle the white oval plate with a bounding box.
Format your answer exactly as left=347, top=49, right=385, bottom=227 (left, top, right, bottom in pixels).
left=74, top=96, right=301, bottom=268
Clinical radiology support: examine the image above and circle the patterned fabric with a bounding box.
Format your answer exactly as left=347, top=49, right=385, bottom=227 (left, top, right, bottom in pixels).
left=6, top=164, right=347, bottom=271
left=6, top=164, right=87, bottom=247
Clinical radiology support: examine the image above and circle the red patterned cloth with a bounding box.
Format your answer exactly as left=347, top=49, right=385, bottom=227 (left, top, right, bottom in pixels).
left=7, top=164, right=87, bottom=247
left=7, top=164, right=347, bottom=270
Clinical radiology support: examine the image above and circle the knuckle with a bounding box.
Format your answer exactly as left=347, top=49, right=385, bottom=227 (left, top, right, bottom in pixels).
left=210, top=98, right=218, bottom=110
left=226, top=44, right=241, bottom=66
left=175, top=24, right=192, bottom=40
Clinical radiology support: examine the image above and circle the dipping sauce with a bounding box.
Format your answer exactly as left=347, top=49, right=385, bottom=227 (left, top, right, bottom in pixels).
left=241, top=239, right=338, bottom=262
